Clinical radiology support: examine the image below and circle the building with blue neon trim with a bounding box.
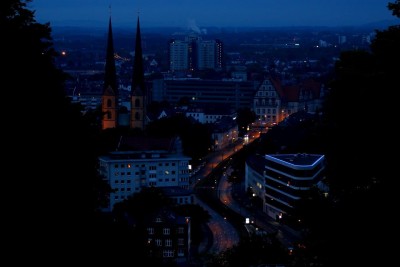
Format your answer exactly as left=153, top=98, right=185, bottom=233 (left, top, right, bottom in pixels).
left=245, top=153, right=326, bottom=221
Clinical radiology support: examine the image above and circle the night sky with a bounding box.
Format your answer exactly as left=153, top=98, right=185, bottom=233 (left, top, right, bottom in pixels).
left=31, top=0, right=396, bottom=28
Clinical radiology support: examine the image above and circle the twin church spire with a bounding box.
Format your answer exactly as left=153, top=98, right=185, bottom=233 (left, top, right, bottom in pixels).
left=130, top=16, right=146, bottom=129
left=102, top=14, right=146, bottom=130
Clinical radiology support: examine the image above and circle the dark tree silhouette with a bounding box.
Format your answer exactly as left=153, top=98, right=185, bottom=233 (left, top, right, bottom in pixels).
left=173, top=203, right=211, bottom=248
left=310, top=2, right=399, bottom=266
left=3, top=1, right=112, bottom=264
left=388, top=0, right=400, bottom=17
left=236, top=107, right=256, bottom=136
left=146, top=113, right=213, bottom=162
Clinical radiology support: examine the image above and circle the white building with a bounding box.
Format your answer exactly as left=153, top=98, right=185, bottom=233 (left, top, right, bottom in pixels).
left=98, top=136, right=192, bottom=211
left=253, top=77, right=325, bottom=127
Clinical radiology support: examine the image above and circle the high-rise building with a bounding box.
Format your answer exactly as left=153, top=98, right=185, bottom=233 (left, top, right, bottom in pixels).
left=168, top=39, right=190, bottom=72
left=168, top=33, right=223, bottom=72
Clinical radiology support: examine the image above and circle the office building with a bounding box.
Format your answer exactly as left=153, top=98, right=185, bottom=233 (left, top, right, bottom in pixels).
left=245, top=153, right=326, bottom=221
left=152, top=78, right=261, bottom=110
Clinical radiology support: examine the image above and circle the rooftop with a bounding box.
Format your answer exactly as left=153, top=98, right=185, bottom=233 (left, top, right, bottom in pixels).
left=266, top=153, right=324, bottom=167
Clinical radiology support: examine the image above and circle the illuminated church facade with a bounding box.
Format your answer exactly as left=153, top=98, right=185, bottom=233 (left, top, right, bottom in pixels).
left=101, top=15, right=147, bottom=131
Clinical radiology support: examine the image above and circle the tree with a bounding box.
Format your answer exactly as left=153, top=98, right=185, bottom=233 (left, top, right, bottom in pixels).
left=313, top=2, right=399, bottom=265
left=388, top=0, right=400, bottom=17
left=173, top=204, right=211, bottom=247
left=146, top=113, right=213, bottom=161
left=322, top=1, right=399, bottom=193
left=207, top=232, right=289, bottom=267
left=236, top=107, right=256, bottom=136
left=3, top=1, right=111, bottom=264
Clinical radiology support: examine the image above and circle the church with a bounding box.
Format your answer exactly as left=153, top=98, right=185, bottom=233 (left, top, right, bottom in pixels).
left=101, top=15, right=147, bottom=131
left=98, top=14, right=193, bottom=212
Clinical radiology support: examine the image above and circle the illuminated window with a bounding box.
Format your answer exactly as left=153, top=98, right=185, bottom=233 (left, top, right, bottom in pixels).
left=163, top=250, right=174, bottom=257
left=178, top=248, right=185, bottom=256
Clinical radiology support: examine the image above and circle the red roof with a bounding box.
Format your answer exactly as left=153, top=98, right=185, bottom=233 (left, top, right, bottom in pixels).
left=270, top=77, right=322, bottom=102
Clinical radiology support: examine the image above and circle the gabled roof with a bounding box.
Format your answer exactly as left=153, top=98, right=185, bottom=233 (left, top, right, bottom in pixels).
left=118, top=136, right=175, bottom=151
left=265, top=76, right=323, bottom=102
left=282, top=84, right=300, bottom=102
left=269, top=76, right=285, bottom=99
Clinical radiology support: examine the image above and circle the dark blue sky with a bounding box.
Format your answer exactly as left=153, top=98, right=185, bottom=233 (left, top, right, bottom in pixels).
left=31, top=0, right=396, bottom=28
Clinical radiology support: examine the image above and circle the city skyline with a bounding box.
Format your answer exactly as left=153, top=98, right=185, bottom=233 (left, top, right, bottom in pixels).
left=31, top=0, right=397, bottom=29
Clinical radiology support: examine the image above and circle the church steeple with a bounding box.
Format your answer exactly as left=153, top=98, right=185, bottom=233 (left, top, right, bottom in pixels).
left=130, top=16, right=146, bottom=130
left=102, top=15, right=118, bottom=130
left=104, top=15, right=117, bottom=95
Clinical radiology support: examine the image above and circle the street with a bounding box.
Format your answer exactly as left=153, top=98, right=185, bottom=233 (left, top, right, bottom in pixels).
left=191, top=130, right=302, bottom=253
